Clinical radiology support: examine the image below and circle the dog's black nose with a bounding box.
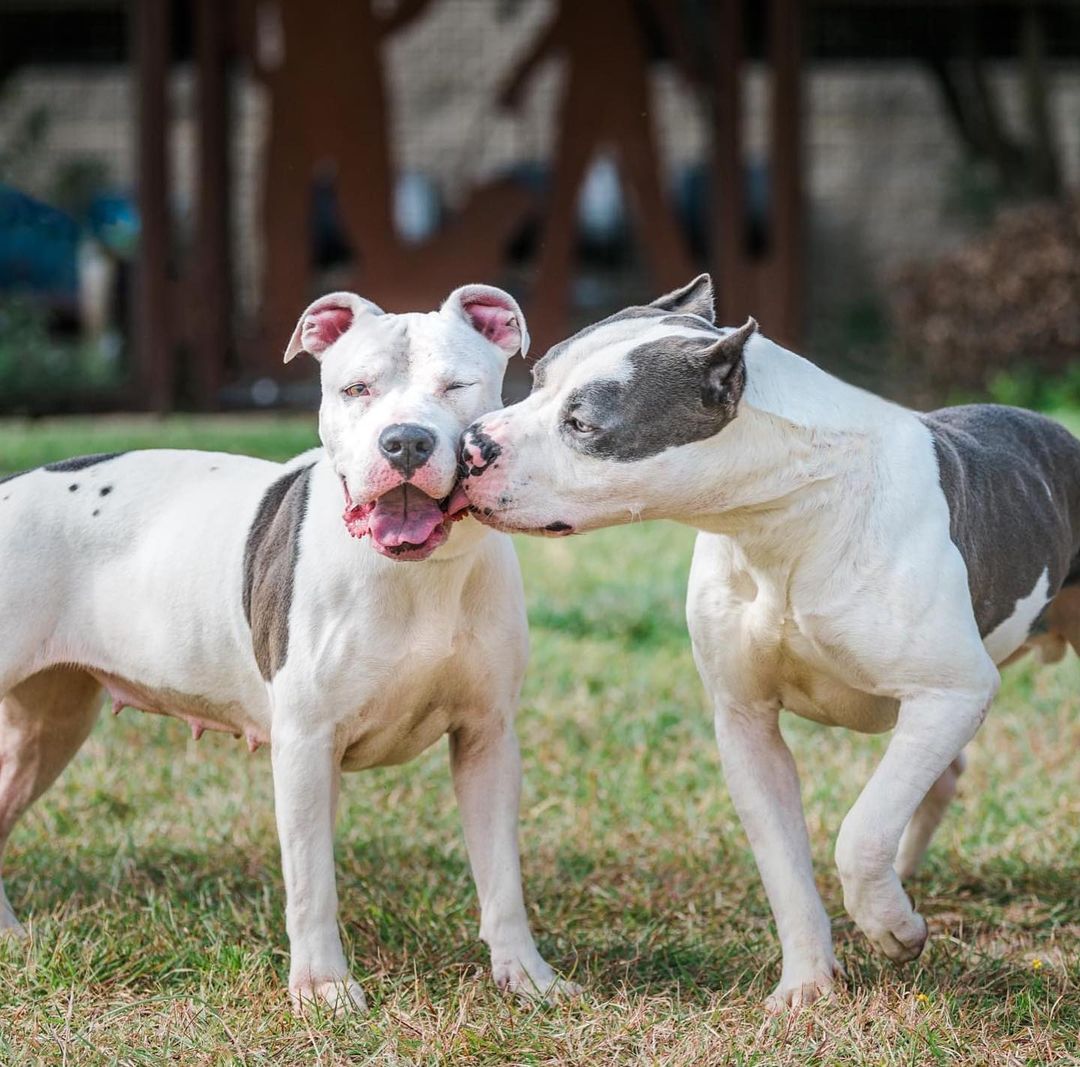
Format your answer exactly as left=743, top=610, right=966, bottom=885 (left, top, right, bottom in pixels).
left=379, top=423, right=437, bottom=476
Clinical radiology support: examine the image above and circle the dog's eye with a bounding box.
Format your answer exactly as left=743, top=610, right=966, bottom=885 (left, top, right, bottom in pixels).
left=342, top=383, right=369, bottom=398
left=445, top=381, right=476, bottom=393
left=565, top=415, right=596, bottom=435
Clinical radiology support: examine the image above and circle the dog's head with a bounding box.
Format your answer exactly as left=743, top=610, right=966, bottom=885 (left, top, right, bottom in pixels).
left=461, top=274, right=756, bottom=535
left=285, top=285, right=528, bottom=560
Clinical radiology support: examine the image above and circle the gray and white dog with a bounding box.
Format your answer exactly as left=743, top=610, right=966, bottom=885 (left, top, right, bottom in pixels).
left=0, top=285, right=577, bottom=1014
left=461, top=273, right=1080, bottom=1009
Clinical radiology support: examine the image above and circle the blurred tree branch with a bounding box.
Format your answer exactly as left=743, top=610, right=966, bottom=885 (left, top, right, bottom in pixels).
left=922, top=2, right=1061, bottom=201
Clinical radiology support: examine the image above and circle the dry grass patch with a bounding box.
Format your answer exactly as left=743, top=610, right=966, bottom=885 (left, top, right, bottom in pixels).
left=0, top=420, right=1076, bottom=1065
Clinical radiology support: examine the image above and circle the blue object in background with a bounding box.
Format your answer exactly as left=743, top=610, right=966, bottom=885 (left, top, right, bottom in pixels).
left=86, top=193, right=138, bottom=258
left=0, top=183, right=80, bottom=298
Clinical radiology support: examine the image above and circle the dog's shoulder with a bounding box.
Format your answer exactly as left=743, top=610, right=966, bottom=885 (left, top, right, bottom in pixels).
left=918, top=404, right=1080, bottom=635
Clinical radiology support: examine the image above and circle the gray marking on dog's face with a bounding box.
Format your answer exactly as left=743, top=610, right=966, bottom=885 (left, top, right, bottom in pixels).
left=533, top=306, right=674, bottom=388
left=242, top=463, right=315, bottom=680
left=43, top=452, right=125, bottom=473
left=532, top=275, right=718, bottom=392
left=922, top=404, right=1080, bottom=635
left=560, top=320, right=756, bottom=462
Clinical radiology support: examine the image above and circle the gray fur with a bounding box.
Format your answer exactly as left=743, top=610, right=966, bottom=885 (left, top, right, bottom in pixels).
left=0, top=471, right=24, bottom=486
left=562, top=321, right=756, bottom=462
left=532, top=274, right=718, bottom=390
left=922, top=405, right=1080, bottom=635
left=648, top=274, right=716, bottom=321
left=43, top=452, right=125, bottom=473
left=533, top=306, right=673, bottom=388
left=242, top=463, right=315, bottom=680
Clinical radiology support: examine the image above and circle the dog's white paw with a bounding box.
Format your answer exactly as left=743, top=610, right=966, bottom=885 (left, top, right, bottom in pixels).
left=863, top=909, right=928, bottom=963
left=289, top=976, right=367, bottom=1017
left=844, top=878, right=929, bottom=963
left=492, top=954, right=581, bottom=1003
left=0, top=910, right=27, bottom=940
left=765, top=960, right=845, bottom=1013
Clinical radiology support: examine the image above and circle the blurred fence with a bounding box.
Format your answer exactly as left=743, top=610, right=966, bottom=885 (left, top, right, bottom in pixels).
left=1, top=0, right=1079, bottom=412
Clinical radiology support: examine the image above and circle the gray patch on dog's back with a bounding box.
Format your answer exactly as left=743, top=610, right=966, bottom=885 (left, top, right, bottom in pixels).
left=43, top=452, right=125, bottom=473
left=242, top=463, right=315, bottom=680
left=922, top=405, right=1080, bottom=635
left=0, top=470, right=26, bottom=486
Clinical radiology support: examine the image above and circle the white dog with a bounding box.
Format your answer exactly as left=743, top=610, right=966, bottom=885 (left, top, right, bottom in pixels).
left=461, top=274, right=1080, bottom=1009
left=0, top=285, right=577, bottom=1014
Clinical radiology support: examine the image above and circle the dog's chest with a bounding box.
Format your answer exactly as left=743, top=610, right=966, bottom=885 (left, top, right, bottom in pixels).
left=775, top=624, right=900, bottom=732
left=337, top=635, right=485, bottom=770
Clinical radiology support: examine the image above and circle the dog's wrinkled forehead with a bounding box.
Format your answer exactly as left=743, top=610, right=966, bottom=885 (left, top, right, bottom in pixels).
left=324, top=310, right=495, bottom=388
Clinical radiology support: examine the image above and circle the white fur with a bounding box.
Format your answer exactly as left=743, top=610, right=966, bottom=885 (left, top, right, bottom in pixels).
left=0, top=290, right=576, bottom=1014
left=466, top=326, right=1012, bottom=1009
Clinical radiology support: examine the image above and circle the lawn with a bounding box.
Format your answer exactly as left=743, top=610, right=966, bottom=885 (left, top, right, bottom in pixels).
left=0, top=417, right=1077, bottom=1065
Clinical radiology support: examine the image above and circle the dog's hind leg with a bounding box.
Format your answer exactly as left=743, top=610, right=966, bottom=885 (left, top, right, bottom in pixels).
left=0, top=667, right=102, bottom=935
left=894, top=752, right=966, bottom=881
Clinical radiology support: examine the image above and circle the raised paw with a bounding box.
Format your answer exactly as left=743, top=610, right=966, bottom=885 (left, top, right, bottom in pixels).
left=864, top=909, right=928, bottom=963
left=765, top=959, right=845, bottom=1013
left=289, top=976, right=367, bottom=1017
left=844, top=877, right=929, bottom=963
left=492, top=954, right=582, bottom=1004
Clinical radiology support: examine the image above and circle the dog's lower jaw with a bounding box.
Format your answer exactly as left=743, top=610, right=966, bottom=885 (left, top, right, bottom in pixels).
left=289, top=976, right=367, bottom=1017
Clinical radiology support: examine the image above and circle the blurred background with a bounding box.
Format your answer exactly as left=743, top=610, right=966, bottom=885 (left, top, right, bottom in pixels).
left=1, top=0, right=1079, bottom=414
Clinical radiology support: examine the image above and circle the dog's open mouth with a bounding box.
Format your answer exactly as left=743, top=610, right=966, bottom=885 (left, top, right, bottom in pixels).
left=343, top=482, right=472, bottom=561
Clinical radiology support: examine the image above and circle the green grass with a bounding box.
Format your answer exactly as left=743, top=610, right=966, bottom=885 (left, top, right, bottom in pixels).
left=1, top=418, right=1078, bottom=1065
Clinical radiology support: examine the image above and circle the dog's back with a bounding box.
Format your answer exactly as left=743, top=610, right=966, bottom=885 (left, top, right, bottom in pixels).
left=921, top=404, right=1080, bottom=661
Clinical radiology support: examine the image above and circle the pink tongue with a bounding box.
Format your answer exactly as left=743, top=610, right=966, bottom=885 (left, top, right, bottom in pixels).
left=369, top=485, right=445, bottom=547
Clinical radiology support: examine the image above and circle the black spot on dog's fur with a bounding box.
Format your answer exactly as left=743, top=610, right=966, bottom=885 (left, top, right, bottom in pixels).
left=99, top=486, right=112, bottom=497
left=92, top=509, right=101, bottom=517
left=44, top=452, right=125, bottom=473
left=462, top=426, right=502, bottom=476
left=68, top=484, right=79, bottom=492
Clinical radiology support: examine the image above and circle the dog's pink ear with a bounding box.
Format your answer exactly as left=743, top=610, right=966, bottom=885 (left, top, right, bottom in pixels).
left=442, top=285, right=530, bottom=358
left=283, top=292, right=383, bottom=363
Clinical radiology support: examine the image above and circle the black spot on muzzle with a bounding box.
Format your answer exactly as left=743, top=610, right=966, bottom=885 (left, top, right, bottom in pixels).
left=461, top=424, right=502, bottom=477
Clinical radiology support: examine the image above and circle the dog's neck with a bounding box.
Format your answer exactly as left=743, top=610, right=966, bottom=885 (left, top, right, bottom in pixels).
left=669, top=337, right=902, bottom=553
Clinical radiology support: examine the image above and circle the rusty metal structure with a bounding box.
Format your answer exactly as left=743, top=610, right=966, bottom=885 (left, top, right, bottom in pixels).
left=125, top=0, right=805, bottom=409
left=4, top=1, right=1078, bottom=411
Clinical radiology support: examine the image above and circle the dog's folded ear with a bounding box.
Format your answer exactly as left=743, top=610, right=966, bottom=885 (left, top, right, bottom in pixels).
left=701, top=317, right=757, bottom=410
left=649, top=274, right=716, bottom=323
left=441, top=285, right=530, bottom=358
left=283, top=292, right=384, bottom=363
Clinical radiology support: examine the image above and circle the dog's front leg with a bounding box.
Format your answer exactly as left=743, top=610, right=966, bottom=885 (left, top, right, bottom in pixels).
left=449, top=720, right=579, bottom=1001
left=271, top=726, right=364, bottom=1015
left=835, top=680, right=996, bottom=962
left=714, top=703, right=842, bottom=1010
